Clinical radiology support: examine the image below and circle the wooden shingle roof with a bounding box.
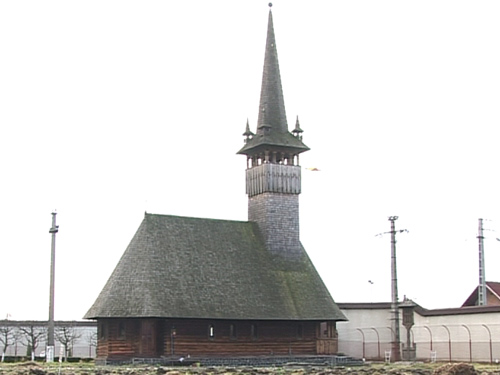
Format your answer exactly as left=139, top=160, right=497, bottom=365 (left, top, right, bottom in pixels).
left=237, top=10, right=309, bottom=157
left=84, top=213, right=346, bottom=321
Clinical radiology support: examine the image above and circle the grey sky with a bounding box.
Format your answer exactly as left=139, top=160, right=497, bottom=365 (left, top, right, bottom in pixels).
left=1, top=1, right=500, bottom=320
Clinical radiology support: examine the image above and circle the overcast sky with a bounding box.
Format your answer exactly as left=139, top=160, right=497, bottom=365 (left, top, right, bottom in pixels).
left=1, top=1, right=500, bottom=321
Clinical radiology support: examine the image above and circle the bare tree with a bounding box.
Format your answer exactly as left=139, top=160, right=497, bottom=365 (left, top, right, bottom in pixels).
left=11, top=329, right=22, bottom=357
left=19, top=325, right=46, bottom=360
left=0, top=325, right=13, bottom=362
left=87, top=331, right=97, bottom=358
left=55, top=326, right=81, bottom=360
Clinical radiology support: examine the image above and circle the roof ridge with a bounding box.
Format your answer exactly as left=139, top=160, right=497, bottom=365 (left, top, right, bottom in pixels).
left=144, top=212, right=250, bottom=224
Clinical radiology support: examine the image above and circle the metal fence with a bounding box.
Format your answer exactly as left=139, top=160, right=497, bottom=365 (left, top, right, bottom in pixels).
left=339, top=323, right=500, bottom=363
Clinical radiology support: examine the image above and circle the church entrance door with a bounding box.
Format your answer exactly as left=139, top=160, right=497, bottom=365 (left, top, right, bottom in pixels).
left=140, top=319, right=159, bottom=357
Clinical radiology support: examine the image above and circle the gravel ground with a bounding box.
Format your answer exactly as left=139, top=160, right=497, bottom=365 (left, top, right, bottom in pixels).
left=1, top=361, right=499, bottom=375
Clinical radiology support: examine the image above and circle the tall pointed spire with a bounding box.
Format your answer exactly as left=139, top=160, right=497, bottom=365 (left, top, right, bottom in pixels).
left=257, top=7, right=288, bottom=133
left=237, top=6, right=309, bottom=157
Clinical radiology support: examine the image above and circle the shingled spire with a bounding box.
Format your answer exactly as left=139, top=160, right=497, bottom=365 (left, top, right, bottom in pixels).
left=237, top=6, right=309, bottom=159
left=257, top=8, right=288, bottom=134
left=238, top=6, right=309, bottom=260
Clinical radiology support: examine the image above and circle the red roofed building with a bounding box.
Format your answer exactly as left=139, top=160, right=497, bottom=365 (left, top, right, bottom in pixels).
left=462, top=281, right=500, bottom=307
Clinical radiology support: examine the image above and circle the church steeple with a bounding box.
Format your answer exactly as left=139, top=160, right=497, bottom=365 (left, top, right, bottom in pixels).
left=257, top=7, right=288, bottom=134
left=238, top=5, right=309, bottom=260
left=237, top=5, right=309, bottom=161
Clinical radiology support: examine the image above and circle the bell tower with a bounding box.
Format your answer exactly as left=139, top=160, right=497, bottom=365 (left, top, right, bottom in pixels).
left=237, top=5, right=309, bottom=259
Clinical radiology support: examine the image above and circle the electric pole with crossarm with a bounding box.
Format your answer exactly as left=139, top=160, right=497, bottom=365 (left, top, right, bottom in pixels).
left=376, top=216, right=408, bottom=362
left=47, top=212, right=59, bottom=362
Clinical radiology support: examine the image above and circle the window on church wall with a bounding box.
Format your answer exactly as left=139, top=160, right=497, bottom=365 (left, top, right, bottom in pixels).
left=319, top=321, right=328, bottom=338
left=317, top=321, right=336, bottom=339
left=118, top=321, right=126, bottom=340
left=229, top=324, right=237, bottom=340
left=208, top=324, right=215, bottom=340
left=250, top=324, right=258, bottom=340
left=296, top=323, right=303, bottom=339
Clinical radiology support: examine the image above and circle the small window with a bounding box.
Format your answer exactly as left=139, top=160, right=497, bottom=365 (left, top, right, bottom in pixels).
left=251, top=324, right=258, bottom=340
left=208, top=324, right=215, bottom=339
left=229, top=324, right=237, bottom=340
left=318, top=321, right=336, bottom=339
left=296, top=323, right=303, bottom=339
left=118, top=322, right=126, bottom=339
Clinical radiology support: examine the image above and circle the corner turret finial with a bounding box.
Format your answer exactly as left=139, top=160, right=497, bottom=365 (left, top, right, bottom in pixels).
left=292, top=116, right=304, bottom=140
left=243, top=119, right=255, bottom=143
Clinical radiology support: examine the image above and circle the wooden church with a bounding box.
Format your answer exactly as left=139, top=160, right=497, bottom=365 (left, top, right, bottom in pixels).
left=84, top=7, right=346, bottom=363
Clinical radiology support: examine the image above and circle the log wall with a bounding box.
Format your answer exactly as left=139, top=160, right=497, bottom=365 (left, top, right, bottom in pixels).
left=164, top=320, right=317, bottom=356
left=97, top=318, right=338, bottom=360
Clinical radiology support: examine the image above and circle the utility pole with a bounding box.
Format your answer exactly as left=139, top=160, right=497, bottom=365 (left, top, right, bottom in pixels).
left=376, top=217, right=408, bottom=361
left=47, top=212, right=59, bottom=362
left=477, top=218, right=486, bottom=306
left=388, top=216, right=401, bottom=362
